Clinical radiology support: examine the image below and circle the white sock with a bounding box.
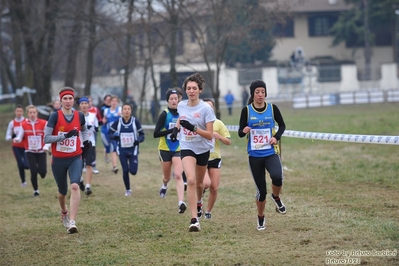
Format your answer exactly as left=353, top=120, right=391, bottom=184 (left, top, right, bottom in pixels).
left=162, top=185, right=168, bottom=189
left=86, top=184, right=90, bottom=188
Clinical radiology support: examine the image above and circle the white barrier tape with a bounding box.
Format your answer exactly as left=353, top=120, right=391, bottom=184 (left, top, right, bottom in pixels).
left=142, top=125, right=399, bottom=145
left=283, top=130, right=399, bottom=145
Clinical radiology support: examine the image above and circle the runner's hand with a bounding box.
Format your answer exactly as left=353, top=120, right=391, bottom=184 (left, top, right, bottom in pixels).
left=170, top=127, right=179, bottom=142
left=64, top=129, right=78, bottom=138
left=180, top=120, right=195, bottom=132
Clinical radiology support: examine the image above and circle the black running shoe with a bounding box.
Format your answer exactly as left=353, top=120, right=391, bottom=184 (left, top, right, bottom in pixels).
left=79, top=180, right=85, bottom=192
left=85, top=187, right=92, bottom=196
left=257, top=215, right=265, bottom=230
left=270, top=194, right=286, bottom=214
left=179, top=202, right=187, bottom=214
left=197, top=203, right=203, bottom=218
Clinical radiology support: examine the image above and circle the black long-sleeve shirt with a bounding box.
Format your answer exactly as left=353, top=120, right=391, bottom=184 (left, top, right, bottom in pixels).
left=153, top=107, right=179, bottom=138
left=238, top=103, right=286, bottom=140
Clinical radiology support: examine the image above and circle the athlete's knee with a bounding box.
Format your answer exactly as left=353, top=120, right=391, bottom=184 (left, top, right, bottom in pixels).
left=70, top=183, right=79, bottom=191
left=173, top=172, right=182, bottom=181
left=256, top=187, right=267, bottom=201
left=271, top=177, right=283, bottom=187
left=258, top=192, right=267, bottom=202
left=129, top=170, right=137, bottom=175
left=210, top=183, right=219, bottom=193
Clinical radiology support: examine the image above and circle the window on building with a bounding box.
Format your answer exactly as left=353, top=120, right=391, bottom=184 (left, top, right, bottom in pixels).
left=274, top=18, right=294, bottom=37
left=238, top=69, right=262, bottom=85
left=308, top=14, right=338, bottom=37
left=317, top=64, right=341, bottom=82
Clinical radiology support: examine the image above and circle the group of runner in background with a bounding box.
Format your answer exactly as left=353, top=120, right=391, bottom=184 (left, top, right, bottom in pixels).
left=5, top=73, right=287, bottom=233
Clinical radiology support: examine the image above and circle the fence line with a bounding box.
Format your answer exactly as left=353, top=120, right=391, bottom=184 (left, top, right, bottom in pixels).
left=142, top=125, right=399, bottom=145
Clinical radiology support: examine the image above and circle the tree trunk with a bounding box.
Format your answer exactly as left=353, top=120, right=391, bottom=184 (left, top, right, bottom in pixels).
left=169, top=0, right=178, bottom=88
left=9, top=5, right=24, bottom=90
left=123, top=0, right=135, bottom=103
left=11, top=0, right=44, bottom=102
left=64, top=1, right=85, bottom=87
left=84, top=0, right=97, bottom=96
left=42, top=0, right=60, bottom=103
left=363, top=0, right=371, bottom=81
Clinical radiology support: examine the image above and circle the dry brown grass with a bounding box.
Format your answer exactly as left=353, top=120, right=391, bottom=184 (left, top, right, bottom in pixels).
left=0, top=103, right=398, bottom=265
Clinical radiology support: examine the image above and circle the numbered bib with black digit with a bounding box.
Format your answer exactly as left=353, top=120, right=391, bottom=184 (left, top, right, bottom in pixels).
left=56, top=132, right=77, bottom=153
left=250, top=128, right=271, bottom=150
left=166, top=122, right=176, bottom=140
left=28, top=135, right=42, bottom=150
left=180, top=127, right=200, bottom=142
left=120, top=132, right=134, bottom=148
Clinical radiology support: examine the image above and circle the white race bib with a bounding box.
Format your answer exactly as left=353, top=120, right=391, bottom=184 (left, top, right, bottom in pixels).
left=250, top=128, right=271, bottom=150
left=56, top=132, right=77, bottom=153
left=120, top=132, right=134, bottom=148
left=180, top=128, right=200, bottom=142
left=28, top=135, right=42, bottom=150
left=166, top=122, right=176, bottom=140
left=14, top=126, right=22, bottom=135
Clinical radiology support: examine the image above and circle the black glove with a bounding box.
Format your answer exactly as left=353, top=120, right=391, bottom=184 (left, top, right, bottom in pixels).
left=11, top=133, right=16, bottom=139
left=134, top=140, right=139, bottom=146
left=83, top=140, right=92, bottom=148
left=95, top=127, right=99, bottom=132
left=64, top=129, right=78, bottom=138
left=180, top=120, right=195, bottom=132
left=170, top=127, right=179, bottom=142
left=112, top=134, right=120, bottom=141
left=87, top=125, right=92, bottom=129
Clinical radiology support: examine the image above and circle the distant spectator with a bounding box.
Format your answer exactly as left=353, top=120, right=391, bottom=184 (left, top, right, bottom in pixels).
left=224, top=90, right=235, bottom=116
left=52, top=100, right=61, bottom=111
left=150, top=95, right=160, bottom=124
left=241, top=87, right=249, bottom=107
left=127, top=93, right=138, bottom=117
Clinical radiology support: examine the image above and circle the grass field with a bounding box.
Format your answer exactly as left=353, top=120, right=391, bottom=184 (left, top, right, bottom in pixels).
left=0, top=102, right=398, bottom=266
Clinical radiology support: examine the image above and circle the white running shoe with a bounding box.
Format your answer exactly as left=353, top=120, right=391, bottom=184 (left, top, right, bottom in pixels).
left=125, top=190, right=132, bottom=196
left=189, top=218, right=201, bottom=232
left=61, top=209, right=70, bottom=228
left=67, top=220, right=78, bottom=234
left=92, top=167, right=99, bottom=174
left=257, top=215, right=266, bottom=231
left=112, top=166, right=118, bottom=174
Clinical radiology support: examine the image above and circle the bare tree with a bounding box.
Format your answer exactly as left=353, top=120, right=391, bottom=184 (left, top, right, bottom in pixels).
left=182, top=0, right=282, bottom=118
left=64, top=0, right=87, bottom=87
left=122, top=0, right=136, bottom=102
left=9, top=0, right=62, bottom=104
left=84, top=0, right=97, bottom=96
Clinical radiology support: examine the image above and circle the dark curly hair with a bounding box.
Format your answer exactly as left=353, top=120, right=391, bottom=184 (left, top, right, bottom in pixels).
left=182, top=73, right=206, bottom=91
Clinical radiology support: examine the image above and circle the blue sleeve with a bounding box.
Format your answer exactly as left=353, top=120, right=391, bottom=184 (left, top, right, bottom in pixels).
left=108, top=119, right=119, bottom=138
left=135, top=119, right=145, bottom=143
